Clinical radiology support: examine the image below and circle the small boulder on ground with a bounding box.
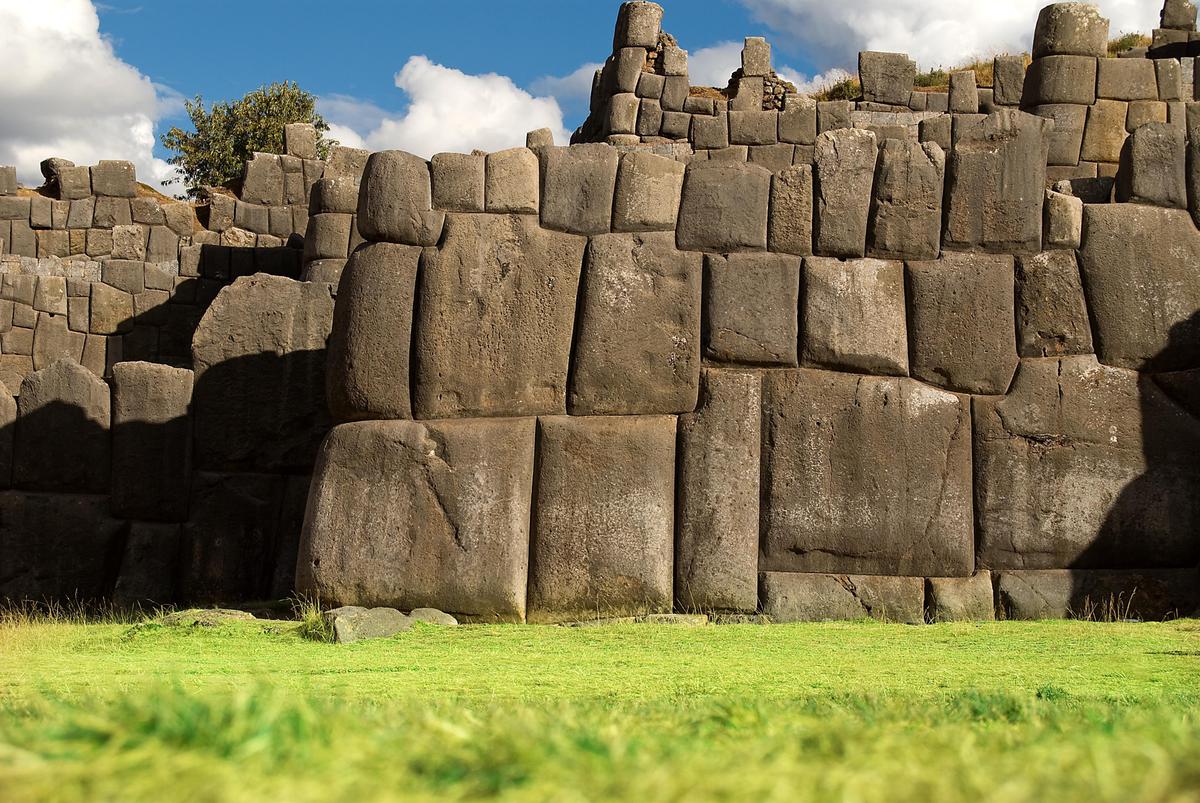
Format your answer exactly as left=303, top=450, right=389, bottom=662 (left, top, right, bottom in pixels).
left=409, top=608, right=459, bottom=626
left=323, top=606, right=412, bottom=643
left=161, top=609, right=256, bottom=627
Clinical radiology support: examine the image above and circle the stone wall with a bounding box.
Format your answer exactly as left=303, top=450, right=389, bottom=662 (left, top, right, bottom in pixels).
left=3, top=1, right=1200, bottom=622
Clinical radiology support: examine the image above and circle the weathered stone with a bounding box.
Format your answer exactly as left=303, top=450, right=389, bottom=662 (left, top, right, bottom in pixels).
left=614, top=0, right=662, bottom=48
left=112, top=522, right=181, bottom=606
left=90, top=160, right=136, bottom=198
left=944, top=110, right=1051, bottom=254
left=32, top=314, right=84, bottom=370
left=731, top=76, right=764, bottom=111
left=111, top=362, right=192, bottom=522
left=767, top=165, right=813, bottom=256
left=691, top=113, right=729, bottom=150
left=14, top=360, right=110, bottom=493
left=1117, top=122, right=1186, bottom=208
left=528, top=415, right=675, bottom=624
left=89, top=282, right=133, bottom=335
left=1097, top=58, right=1159, bottom=101
left=192, top=275, right=334, bottom=472
left=817, top=100, right=852, bottom=134
left=976, top=356, right=1200, bottom=570
left=993, top=55, right=1027, bottom=106
left=413, top=213, right=584, bottom=418
left=1078, top=204, right=1200, bottom=370
left=110, top=225, right=146, bottom=261
left=146, top=226, right=178, bottom=263
left=1016, top=250, right=1093, bottom=358
left=676, top=161, right=770, bottom=252
left=1043, top=189, right=1083, bottom=251
left=309, top=177, right=359, bottom=215
left=1081, top=99, right=1129, bottom=163
left=540, top=144, right=620, bottom=235
left=612, top=152, right=685, bottom=232
left=32, top=276, right=66, bottom=315
left=729, top=111, right=778, bottom=146
left=568, top=232, right=699, bottom=415
left=303, top=213, right=353, bottom=261
left=1054, top=175, right=1115, bottom=204
left=746, top=143, right=794, bottom=173
left=742, top=36, right=771, bottom=76
left=1163, top=0, right=1198, bottom=29
left=927, top=572, right=995, bottom=622
left=760, top=572, right=926, bottom=624
left=637, top=98, right=663, bottom=136
left=607, top=93, right=639, bottom=134
left=859, top=51, right=917, bottom=106
left=1032, top=3, right=1109, bottom=58
left=298, top=418, right=536, bottom=621
left=813, top=127, right=878, bottom=258
left=1023, top=56, right=1097, bottom=106
left=241, top=153, right=284, bottom=206
left=703, top=253, right=800, bottom=366
left=326, top=243, right=419, bottom=422
left=1032, top=103, right=1087, bottom=166
left=801, top=257, right=908, bottom=376
left=997, top=569, right=1200, bottom=620
left=868, top=139, right=944, bottom=260
left=636, top=72, right=665, bottom=101
left=907, top=252, right=1018, bottom=395
left=949, top=70, right=979, bottom=113
left=677, top=369, right=760, bottom=614
left=660, top=110, right=691, bottom=138
left=160, top=608, right=255, bottom=627
left=409, top=608, right=458, bottom=626
left=357, top=150, right=445, bottom=247
left=485, top=147, right=539, bottom=214
left=779, top=95, right=817, bottom=145
left=918, top=114, right=952, bottom=151
left=761, top=370, right=973, bottom=577
left=284, top=123, right=318, bottom=160
left=1126, top=99, right=1168, bottom=131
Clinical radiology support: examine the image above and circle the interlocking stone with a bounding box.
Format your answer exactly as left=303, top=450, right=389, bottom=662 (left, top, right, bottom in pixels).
left=676, top=161, right=770, bottom=252
left=868, top=139, right=944, bottom=260
left=1097, top=58, right=1158, bottom=101
left=927, top=573, right=996, bottom=622
left=1117, top=122, right=1186, bottom=208
left=14, top=360, right=110, bottom=493
left=485, top=148, right=539, bottom=214
left=612, top=152, right=685, bottom=232
left=357, top=150, right=445, bottom=246
left=1032, top=3, right=1109, bottom=58
left=761, top=572, right=926, bottom=624
left=813, top=127, right=878, bottom=258
left=703, top=253, right=800, bottom=367
left=859, top=52, right=917, bottom=105
left=801, top=257, right=908, bottom=376
left=1016, top=250, right=1093, bottom=357
left=993, top=55, right=1028, bottom=106
left=768, top=165, right=813, bottom=256
left=540, top=144, right=620, bottom=235
left=111, top=362, right=192, bottom=521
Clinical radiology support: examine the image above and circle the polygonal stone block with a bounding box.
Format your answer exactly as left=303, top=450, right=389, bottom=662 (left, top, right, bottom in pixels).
left=676, top=161, right=770, bottom=252
left=430, top=152, right=485, bottom=213
left=1016, top=250, right=1092, bottom=357
left=540, top=144, right=620, bottom=235
left=801, top=257, right=908, bottom=376
left=612, top=152, right=685, bottom=232
left=1033, top=3, right=1109, bottom=58
left=357, top=150, right=445, bottom=247
left=111, top=362, right=193, bottom=521
left=485, top=148, right=539, bottom=215
left=1023, top=56, right=1097, bottom=105
left=1117, top=122, right=1186, bottom=208
left=868, top=139, right=944, bottom=260
left=768, top=165, right=812, bottom=256
left=813, top=127, right=877, bottom=258
left=703, top=253, right=800, bottom=366
left=1097, top=58, right=1158, bottom=101
left=760, top=572, right=926, bottom=624
left=859, top=51, right=917, bottom=106
left=14, top=360, right=110, bottom=493
left=927, top=572, right=996, bottom=622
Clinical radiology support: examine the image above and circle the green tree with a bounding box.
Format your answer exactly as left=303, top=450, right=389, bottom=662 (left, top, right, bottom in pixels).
left=161, top=81, right=334, bottom=198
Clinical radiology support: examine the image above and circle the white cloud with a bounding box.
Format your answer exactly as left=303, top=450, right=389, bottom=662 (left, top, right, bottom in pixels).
left=739, top=0, right=1158, bottom=70
left=530, top=62, right=602, bottom=106
left=324, top=56, right=571, bottom=159
left=777, top=66, right=854, bottom=95
left=0, top=0, right=179, bottom=191
left=688, top=41, right=743, bottom=88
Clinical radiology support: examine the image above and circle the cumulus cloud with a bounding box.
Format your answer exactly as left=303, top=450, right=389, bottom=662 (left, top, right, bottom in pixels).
left=0, top=0, right=179, bottom=191
left=688, top=41, right=744, bottom=87
left=324, top=56, right=571, bottom=158
left=739, top=0, right=1158, bottom=70
left=530, top=62, right=603, bottom=106
left=777, top=67, right=854, bottom=95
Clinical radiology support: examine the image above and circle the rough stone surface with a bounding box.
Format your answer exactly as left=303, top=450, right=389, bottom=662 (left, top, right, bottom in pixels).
left=767, top=165, right=813, bottom=256
left=1097, top=58, right=1159, bottom=101
left=813, top=127, right=878, bottom=258
left=676, top=369, right=760, bottom=613
left=1116, top=122, right=1186, bottom=208
left=1015, top=250, right=1093, bottom=357
left=540, top=144, right=620, bottom=235
left=430, top=152, right=485, bottom=213
left=1024, top=56, right=1097, bottom=106
left=356, top=150, right=445, bottom=247
left=111, top=362, right=192, bottom=521
left=1034, top=103, right=1087, bottom=165
left=760, top=572, right=925, bottom=624
left=298, top=418, right=536, bottom=621
left=612, top=152, right=685, bottom=232
left=998, top=569, right=1200, bottom=621
left=1043, top=189, right=1083, bottom=250
left=859, top=52, right=917, bottom=106
left=949, top=70, right=979, bottom=113
left=703, top=253, right=800, bottom=367
left=528, top=415, right=675, bottom=624
left=413, top=213, right=585, bottom=418
left=324, top=606, right=413, bottom=643
left=485, top=148, right=539, bottom=215
left=761, top=369, right=973, bottom=577
left=14, top=360, right=110, bottom=493
left=676, top=161, right=770, bottom=252
left=1032, top=3, right=1109, bottom=58
left=927, top=572, right=996, bottom=622
left=868, top=139, right=944, bottom=260
left=568, top=232, right=701, bottom=415
left=1081, top=99, right=1129, bottom=163
left=993, top=56, right=1028, bottom=106
left=801, top=257, right=908, bottom=376
left=614, top=1, right=662, bottom=48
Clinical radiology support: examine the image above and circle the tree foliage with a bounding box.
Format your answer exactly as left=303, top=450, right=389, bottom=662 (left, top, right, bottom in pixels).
left=161, top=81, right=333, bottom=198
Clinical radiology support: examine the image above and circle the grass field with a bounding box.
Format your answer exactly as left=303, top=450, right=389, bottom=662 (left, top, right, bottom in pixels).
left=1, top=613, right=1198, bottom=802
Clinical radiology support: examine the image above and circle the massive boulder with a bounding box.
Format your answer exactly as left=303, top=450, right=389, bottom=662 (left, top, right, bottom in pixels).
left=801, top=257, right=908, bottom=377
left=13, top=360, right=110, bottom=493
left=111, top=362, right=193, bottom=522
left=703, top=253, right=801, bottom=367
left=356, top=150, right=444, bottom=247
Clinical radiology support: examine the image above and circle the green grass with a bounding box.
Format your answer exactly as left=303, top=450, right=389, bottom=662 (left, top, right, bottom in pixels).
left=1, top=615, right=1199, bottom=802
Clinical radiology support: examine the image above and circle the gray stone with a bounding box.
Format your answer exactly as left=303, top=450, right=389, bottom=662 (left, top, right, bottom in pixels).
left=326, top=243, right=419, bottom=422
left=607, top=93, right=639, bottom=134
left=691, top=113, right=729, bottom=150
left=779, top=95, right=817, bottom=145
left=993, top=55, right=1027, bottom=106
left=1016, top=250, right=1093, bottom=357
left=146, top=226, right=178, bottom=263
left=944, top=110, right=1051, bottom=254
left=703, top=253, right=800, bottom=366
left=1078, top=204, right=1200, bottom=370
left=768, top=165, right=813, bottom=256
left=731, top=76, right=764, bottom=111
left=747, top=143, right=795, bottom=173
left=976, top=356, right=1200, bottom=570
left=540, top=144, right=620, bottom=235
left=907, top=252, right=1018, bottom=395
left=298, top=418, right=536, bottom=621
left=1032, top=3, right=1109, bottom=58
left=309, top=177, right=359, bottom=215
left=110, top=225, right=146, bottom=261
left=742, top=36, right=771, bottom=76
left=637, top=98, right=663, bottom=137
left=760, top=572, right=926, bottom=624
left=413, top=213, right=584, bottom=418
left=676, top=161, right=770, bottom=252
left=1023, top=56, right=1097, bottom=105
left=485, top=148, right=539, bottom=215
left=1043, top=189, right=1083, bottom=250
left=323, top=606, right=413, bottom=643
left=949, top=70, right=979, bottom=113
left=0, top=382, right=13, bottom=486
left=528, top=415, right=676, bottom=624
left=303, top=213, right=353, bottom=261
left=192, top=275, right=334, bottom=472
left=1162, top=0, right=1198, bottom=29
left=0, top=166, right=16, bottom=196
left=89, top=160, right=136, bottom=198
left=1126, top=100, right=1168, bottom=131
left=813, top=127, right=878, bottom=258
left=409, top=608, right=459, bottom=626
left=14, top=360, right=110, bottom=493
left=1156, top=59, right=1184, bottom=102
left=1033, top=104, right=1087, bottom=165
left=614, top=1, right=661, bottom=48
left=1117, top=122, right=1186, bottom=208
left=761, top=370, right=973, bottom=577
left=1081, top=99, right=1129, bottom=163
left=568, top=232, right=700, bottom=415
left=676, top=369, right=760, bottom=614
left=868, top=139, right=944, bottom=260
left=636, top=72, right=665, bottom=100
left=997, top=570, right=1200, bottom=621
left=661, top=76, right=689, bottom=112
left=1097, top=58, right=1159, bottom=101
left=111, top=362, right=192, bottom=521
left=927, top=573, right=995, bottom=622
left=729, top=111, right=778, bottom=145
left=918, top=114, right=952, bottom=151
left=859, top=52, right=917, bottom=105
left=1053, top=175, right=1114, bottom=203
left=32, top=314, right=84, bottom=370
left=817, top=100, right=852, bottom=134
left=662, top=43, right=688, bottom=76
left=89, top=282, right=133, bottom=335
left=612, top=152, right=685, bottom=232
left=526, top=128, right=555, bottom=149
left=284, top=123, right=319, bottom=160
left=660, top=110, right=691, bottom=139
left=56, top=166, right=91, bottom=202
left=356, top=150, right=445, bottom=247
left=801, top=257, right=908, bottom=376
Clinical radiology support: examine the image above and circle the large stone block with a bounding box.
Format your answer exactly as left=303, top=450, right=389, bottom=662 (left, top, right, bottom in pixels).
left=303, top=213, right=353, bottom=261
left=676, top=370, right=760, bottom=614
left=949, top=70, right=979, bottom=113
left=1097, top=58, right=1159, bottom=101
left=1116, top=122, right=1186, bottom=208
left=0, top=382, right=13, bottom=487
left=927, top=572, right=995, bottom=622
left=676, top=161, right=770, bottom=252
left=528, top=415, right=675, bottom=624
left=975, top=356, right=1200, bottom=570
left=430, top=153, right=485, bottom=213
left=568, top=232, right=700, bottom=415
left=760, top=572, right=925, bottom=624
left=240, top=154, right=283, bottom=206
left=1162, top=0, right=1198, bottom=29
left=413, top=213, right=585, bottom=418
left=1043, top=188, right=1083, bottom=249
left=297, top=418, right=536, bottom=621
left=761, top=369, right=973, bottom=577
left=907, top=252, right=1018, bottom=395
left=1078, top=204, right=1200, bottom=370
left=768, top=165, right=813, bottom=256
left=113, top=522, right=181, bottom=606
left=539, top=144, right=620, bottom=235
left=485, top=147, right=539, bottom=214
left=868, top=139, right=944, bottom=260
left=326, top=243, right=420, bottom=422
left=614, top=1, right=662, bottom=48
left=1015, top=251, right=1093, bottom=357
left=813, top=128, right=877, bottom=258
left=993, top=55, right=1027, bottom=106
left=944, top=110, right=1051, bottom=254
left=1023, top=56, right=1097, bottom=105
left=801, top=257, right=908, bottom=376
left=1032, top=3, right=1109, bottom=58
left=703, top=253, right=800, bottom=366
left=997, top=569, right=1200, bottom=620
left=14, top=360, right=110, bottom=493
left=612, top=152, right=685, bottom=232
left=192, top=275, right=334, bottom=472
left=859, top=51, right=917, bottom=106
left=111, top=362, right=193, bottom=522
left=0, top=491, right=125, bottom=600
left=1033, top=103, right=1087, bottom=166
left=1081, top=99, right=1129, bottom=163
left=357, top=150, right=445, bottom=247
left=90, top=160, right=137, bottom=198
